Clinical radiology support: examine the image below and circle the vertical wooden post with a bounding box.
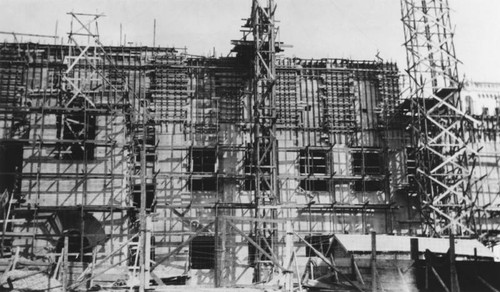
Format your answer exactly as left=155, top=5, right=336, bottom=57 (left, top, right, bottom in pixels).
left=293, top=252, right=303, bottom=292
left=220, top=217, right=226, bottom=287
left=144, top=216, right=152, bottom=288
left=214, top=214, right=220, bottom=287
left=54, top=20, right=58, bottom=45
left=284, top=221, right=293, bottom=291
left=351, top=254, right=356, bottom=280
left=153, top=19, right=156, bottom=47
left=425, top=256, right=430, bottom=290
left=62, top=235, right=68, bottom=292
left=88, top=247, right=97, bottom=289
left=371, top=230, right=377, bottom=292
left=449, top=233, right=460, bottom=292
left=410, top=238, right=419, bottom=260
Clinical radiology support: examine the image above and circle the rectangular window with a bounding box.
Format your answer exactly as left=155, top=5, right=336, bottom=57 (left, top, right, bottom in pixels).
left=243, top=146, right=270, bottom=191
left=299, top=180, right=328, bottom=191
left=190, top=148, right=217, bottom=192
left=243, top=148, right=255, bottom=191
left=299, top=149, right=327, bottom=175
left=352, top=181, right=383, bottom=192
left=189, top=178, right=217, bottom=191
left=134, top=146, right=156, bottom=163
left=406, top=147, right=416, bottom=186
left=352, top=152, right=382, bottom=175
left=305, top=235, right=331, bottom=257
left=0, top=141, right=23, bottom=198
left=190, top=236, right=215, bottom=269
left=132, top=183, right=156, bottom=210
left=465, top=95, right=472, bottom=113
left=59, top=112, right=96, bottom=160
left=248, top=235, right=272, bottom=267
left=192, top=148, right=216, bottom=173
left=299, top=149, right=328, bottom=191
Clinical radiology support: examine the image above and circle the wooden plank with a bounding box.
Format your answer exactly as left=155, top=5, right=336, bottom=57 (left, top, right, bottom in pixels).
left=150, top=271, right=166, bottom=287
left=69, top=258, right=129, bottom=290
left=293, top=252, right=303, bottom=292
left=150, top=221, right=214, bottom=271
left=477, top=276, right=500, bottom=292
left=223, top=215, right=293, bottom=224
left=5, top=247, right=19, bottom=272
left=52, top=252, right=63, bottom=280
left=352, top=257, right=365, bottom=285
left=62, top=236, right=68, bottom=292
left=371, top=231, right=377, bottom=292
left=226, top=220, right=290, bottom=273
left=74, top=233, right=139, bottom=283
left=293, top=231, right=364, bottom=292
left=431, top=267, right=450, bottom=292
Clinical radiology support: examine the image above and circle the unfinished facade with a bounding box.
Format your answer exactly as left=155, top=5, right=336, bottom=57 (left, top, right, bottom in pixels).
left=0, top=1, right=500, bottom=291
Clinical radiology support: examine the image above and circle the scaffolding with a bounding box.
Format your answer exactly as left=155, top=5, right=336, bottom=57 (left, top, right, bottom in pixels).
left=401, top=0, right=482, bottom=236
left=248, top=0, right=281, bottom=281
left=6, top=2, right=500, bottom=291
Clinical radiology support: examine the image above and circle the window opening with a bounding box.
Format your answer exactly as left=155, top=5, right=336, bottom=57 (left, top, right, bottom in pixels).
left=190, top=236, right=215, bottom=269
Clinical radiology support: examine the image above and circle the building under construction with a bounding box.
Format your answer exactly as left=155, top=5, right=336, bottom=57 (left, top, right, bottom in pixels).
left=1, top=1, right=500, bottom=291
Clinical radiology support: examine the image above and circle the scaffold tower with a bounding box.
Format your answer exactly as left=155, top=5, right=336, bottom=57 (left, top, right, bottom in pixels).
left=250, top=0, right=281, bottom=281
left=401, top=0, right=481, bottom=236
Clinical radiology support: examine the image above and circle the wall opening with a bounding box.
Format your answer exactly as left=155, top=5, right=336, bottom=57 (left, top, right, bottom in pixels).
left=299, top=149, right=328, bottom=191
left=132, top=183, right=156, bottom=210
left=352, top=151, right=382, bottom=175
left=190, top=236, right=215, bottom=269
left=247, top=235, right=273, bottom=267
left=243, top=147, right=255, bottom=191
left=305, top=235, right=331, bottom=257
left=0, top=141, right=23, bottom=197
left=243, top=146, right=272, bottom=191
left=189, top=178, right=217, bottom=191
left=56, top=230, right=92, bottom=262
left=55, top=212, right=106, bottom=263
left=352, top=181, right=383, bottom=192
left=58, top=112, right=96, bottom=161
left=192, top=148, right=216, bottom=172
left=190, top=148, right=217, bottom=191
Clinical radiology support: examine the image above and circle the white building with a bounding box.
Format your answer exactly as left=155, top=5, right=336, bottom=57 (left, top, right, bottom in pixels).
left=462, top=80, right=500, bottom=116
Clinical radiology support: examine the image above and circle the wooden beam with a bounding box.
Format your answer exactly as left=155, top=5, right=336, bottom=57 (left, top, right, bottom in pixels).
left=0, top=31, right=59, bottom=39
left=352, top=256, right=364, bottom=285
left=226, top=220, right=290, bottom=273
left=431, top=267, right=450, bottom=292
left=293, top=252, right=304, bottom=292
left=74, top=233, right=139, bottom=283
left=69, top=258, right=130, bottom=290
left=293, top=231, right=364, bottom=292
left=150, top=221, right=214, bottom=271
left=62, top=236, right=68, bottom=292
left=449, top=234, right=460, bottom=292
left=223, top=215, right=293, bottom=224
left=477, top=276, right=500, bottom=292
left=371, top=231, right=377, bottom=292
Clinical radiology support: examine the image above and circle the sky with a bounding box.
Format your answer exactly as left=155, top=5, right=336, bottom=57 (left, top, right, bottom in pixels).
left=0, top=0, right=499, bottom=82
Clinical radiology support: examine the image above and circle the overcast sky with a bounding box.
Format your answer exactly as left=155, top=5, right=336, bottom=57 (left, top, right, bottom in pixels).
left=1, top=0, right=499, bottom=82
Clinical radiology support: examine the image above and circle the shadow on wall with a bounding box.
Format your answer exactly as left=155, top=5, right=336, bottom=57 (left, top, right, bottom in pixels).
left=54, top=211, right=107, bottom=262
